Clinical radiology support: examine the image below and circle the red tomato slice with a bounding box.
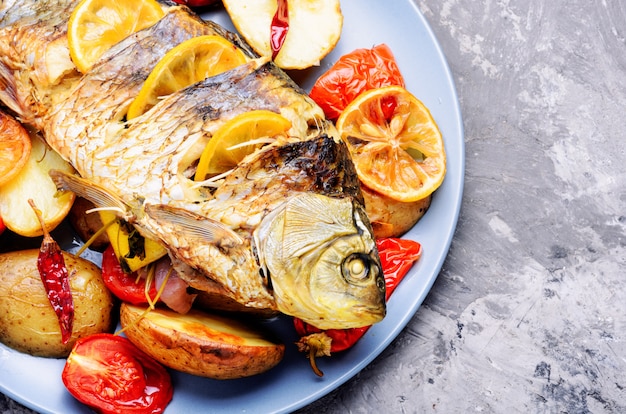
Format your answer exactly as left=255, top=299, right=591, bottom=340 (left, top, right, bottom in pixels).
left=62, top=333, right=172, bottom=414
left=309, top=43, right=405, bottom=120
left=0, top=215, right=5, bottom=236
left=101, top=245, right=160, bottom=305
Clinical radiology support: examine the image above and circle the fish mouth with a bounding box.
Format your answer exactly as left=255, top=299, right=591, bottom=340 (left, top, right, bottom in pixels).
left=336, top=303, right=386, bottom=329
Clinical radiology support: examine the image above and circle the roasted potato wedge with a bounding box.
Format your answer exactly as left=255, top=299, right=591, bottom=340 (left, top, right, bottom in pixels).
left=0, top=249, right=114, bottom=357
left=0, top=134, right=75, bottom=237
left=362, top=185, right=431, bottom=239
left=193, top=284, right=280, bottom=318
left=120, top=303, right=285, bottom=379
left=223, top=0, right=343, bottom=69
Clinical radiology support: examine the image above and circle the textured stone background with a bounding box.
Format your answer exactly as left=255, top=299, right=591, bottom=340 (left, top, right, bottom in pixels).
left=3, top=0, right=626, bottom=413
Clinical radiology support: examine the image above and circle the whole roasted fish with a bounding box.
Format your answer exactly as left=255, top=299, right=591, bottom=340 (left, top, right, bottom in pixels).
left=0, top=0, right=386, bottom=329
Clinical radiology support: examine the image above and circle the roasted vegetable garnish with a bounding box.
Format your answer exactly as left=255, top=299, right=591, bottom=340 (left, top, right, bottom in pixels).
left=29, top=199, right=75, bottom=344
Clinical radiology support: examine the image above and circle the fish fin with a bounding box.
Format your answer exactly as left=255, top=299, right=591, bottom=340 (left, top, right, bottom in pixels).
left=144, top=204, right=243, bottom=248
left=48, top=169, right=132, bottom=220
left=282, top=194, right=355, bottom=249
left=256, top=193, right=355, bottom=259
left=0, top=61, right=25, bottom=118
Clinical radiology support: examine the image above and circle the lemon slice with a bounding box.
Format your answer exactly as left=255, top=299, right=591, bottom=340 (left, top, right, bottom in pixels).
left=68, top=0, right=164, bottom=73
left=336, top=85, right=446, bottom=202
left=0, top=110, right=31, bottom=188
left=127, top=35, right=248, bottom=119
left=195, top=110, right=292, bottom=181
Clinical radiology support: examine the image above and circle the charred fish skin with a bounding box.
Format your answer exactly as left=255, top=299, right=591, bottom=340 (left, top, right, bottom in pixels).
left=209, top=133, right=364, bottom=216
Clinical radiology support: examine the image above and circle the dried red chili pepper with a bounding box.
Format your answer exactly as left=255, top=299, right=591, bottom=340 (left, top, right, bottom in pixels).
left=29, top=199, right=74, bottom=344
left=270, top=0, right=289, bottom=60
left=295, top=238, right=422, bottom=376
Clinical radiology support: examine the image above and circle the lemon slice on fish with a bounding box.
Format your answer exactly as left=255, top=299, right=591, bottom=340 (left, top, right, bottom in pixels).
left=127, top=35, right=248, bottom=119
left=68, top=0, right=164, bottom=73
left=195, top=110, right=292, bottom=181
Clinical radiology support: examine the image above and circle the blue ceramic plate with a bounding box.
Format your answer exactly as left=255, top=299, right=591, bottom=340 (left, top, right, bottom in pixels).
left=0, top=1, right=464, bottom=412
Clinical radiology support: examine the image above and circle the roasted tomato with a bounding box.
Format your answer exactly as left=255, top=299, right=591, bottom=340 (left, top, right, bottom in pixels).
left=295, top=238, right=422, bottom=376
left=309, top=43, right=405, bottom=120
left=62, top=333, right=173, bottom=414
left=101, top=245, right=160, bottom=305
left=376, top=237, right=422, bottom=299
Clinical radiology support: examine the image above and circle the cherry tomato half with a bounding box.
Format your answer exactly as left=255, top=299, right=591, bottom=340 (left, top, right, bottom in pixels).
left=309, top=43, right=405, bottom=120
left=62, top=333, right=173, bottom=414
left=101, top=245, right=160, bottom=305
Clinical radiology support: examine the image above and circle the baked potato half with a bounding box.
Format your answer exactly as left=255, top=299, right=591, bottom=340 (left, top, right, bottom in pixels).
left=362, top=185, right=432, bottom=239
left=120, top=303, right=285, bottom=379
left=222, top=0, right=343, bottom=69
left=0, top=249, right=114, bottom=357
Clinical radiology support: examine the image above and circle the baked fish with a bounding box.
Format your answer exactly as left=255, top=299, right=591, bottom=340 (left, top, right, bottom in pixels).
left=0, top=0, right=386, bottom=329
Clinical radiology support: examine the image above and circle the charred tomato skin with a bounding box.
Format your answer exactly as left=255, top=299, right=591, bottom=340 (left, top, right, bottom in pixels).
left=62, top=333, right=173, bottom=414
left=309, top=44, right=405, bottom=120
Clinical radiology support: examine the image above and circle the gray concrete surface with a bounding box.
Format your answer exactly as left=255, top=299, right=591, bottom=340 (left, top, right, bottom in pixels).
left=3, top=0, right=626, bottom=413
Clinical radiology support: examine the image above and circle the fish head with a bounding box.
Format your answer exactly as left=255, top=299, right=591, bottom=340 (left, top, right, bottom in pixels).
left=255, top=193, right=386, bottom=330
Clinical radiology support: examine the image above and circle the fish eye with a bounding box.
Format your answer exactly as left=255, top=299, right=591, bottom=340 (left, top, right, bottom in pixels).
left=342, top=253, right=372, bottom=285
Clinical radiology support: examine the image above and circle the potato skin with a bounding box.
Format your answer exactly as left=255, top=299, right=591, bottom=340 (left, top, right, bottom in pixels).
left=194, top=289, right=280, bottom=318
left=68, top=197, right=109, bottom=251
left=362, top=185, right=432, bottom=238
left=0, top=249, right=114, bottom=358
left=120, top=303, right=285, bottom=379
